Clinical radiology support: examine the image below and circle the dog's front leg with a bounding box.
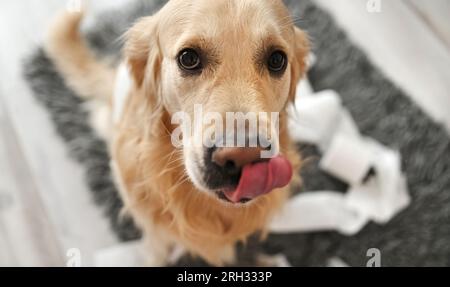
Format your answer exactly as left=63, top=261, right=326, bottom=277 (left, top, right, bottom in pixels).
left=200, top=244, right=236, bottom=267
left=217, top=244, right=237, bottom=266
left=141, top=224, right=174, bottom=266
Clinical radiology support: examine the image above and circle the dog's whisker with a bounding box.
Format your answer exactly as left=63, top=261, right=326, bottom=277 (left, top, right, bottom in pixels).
left=169, top=175, right=190, bottom=194
left=158, top=117, right=174, bottom=137
left=132, top=159, right=185, bottom=189
left=156, top=163, right=185, bottom=178
left=159, top=148, right=181, bottom=165
left=164, top=175, right=190, bottom=204
left=166, top=158, right=185, bottom=168
left=278, top=15, right=305, bottom=30
left=156, top=151, right=184, bottom=176
left=164, top=161, right=185, bottom=172
left=113, top=32, right=128, bottom=46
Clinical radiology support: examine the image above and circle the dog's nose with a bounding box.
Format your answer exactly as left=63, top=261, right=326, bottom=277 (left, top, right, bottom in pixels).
left=212, top=147, right=264, bottom=173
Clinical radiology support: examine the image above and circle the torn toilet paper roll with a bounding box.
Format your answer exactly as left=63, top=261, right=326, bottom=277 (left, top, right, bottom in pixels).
left=272, top=79, right=410, bottom=236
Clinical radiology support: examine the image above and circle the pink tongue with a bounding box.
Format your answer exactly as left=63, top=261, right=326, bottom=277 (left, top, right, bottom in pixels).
left=224, top=155, right=292, bottom=203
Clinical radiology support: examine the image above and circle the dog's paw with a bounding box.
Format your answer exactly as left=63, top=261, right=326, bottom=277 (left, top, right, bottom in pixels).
left=255, top=254, right=291, bottom=267
left=143, top=255, right=168, bottom=267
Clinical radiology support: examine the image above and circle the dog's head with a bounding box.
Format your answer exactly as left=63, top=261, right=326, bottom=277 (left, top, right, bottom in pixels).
left=124, top=0, right=308, bottom=205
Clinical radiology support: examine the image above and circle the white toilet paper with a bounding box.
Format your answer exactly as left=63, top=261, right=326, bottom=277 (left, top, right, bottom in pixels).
left=319, top=134, right=373, bottom=185
left=273, top=78, right=410, bottom=236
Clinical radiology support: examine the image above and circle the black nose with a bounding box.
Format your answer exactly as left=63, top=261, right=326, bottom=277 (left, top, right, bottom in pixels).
left=212, top=146, right=263, bottom=170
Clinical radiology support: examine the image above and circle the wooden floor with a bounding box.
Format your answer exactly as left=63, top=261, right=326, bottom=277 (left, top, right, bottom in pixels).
left=315, top=0, right=450, bottom=131
left=0, top=0, right=126, bottom=267
left=0, top=0, right=448, bottom=266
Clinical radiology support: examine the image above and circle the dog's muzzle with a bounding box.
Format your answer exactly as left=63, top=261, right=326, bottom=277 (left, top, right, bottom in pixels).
left=202, top=145, right=292, bottom=204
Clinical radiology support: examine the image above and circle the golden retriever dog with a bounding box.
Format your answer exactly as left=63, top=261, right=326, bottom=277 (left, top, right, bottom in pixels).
left=45, top=0, right=309, bottom=266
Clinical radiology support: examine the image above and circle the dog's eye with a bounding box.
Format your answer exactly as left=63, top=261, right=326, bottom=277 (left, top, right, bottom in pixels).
left=178, top=49, right=202, bottom=72
left=267, top=51, right=287, bottom=75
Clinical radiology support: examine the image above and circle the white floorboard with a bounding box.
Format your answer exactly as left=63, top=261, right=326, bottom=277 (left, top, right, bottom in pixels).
left=409, top=0, right=450, bottom=49
left=313, top=0, right=450, bottom=132
left=0, top=0, right=119, bottom=267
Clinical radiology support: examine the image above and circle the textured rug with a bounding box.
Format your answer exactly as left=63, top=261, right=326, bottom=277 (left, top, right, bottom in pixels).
left=24, top=0, right=450, bottom=266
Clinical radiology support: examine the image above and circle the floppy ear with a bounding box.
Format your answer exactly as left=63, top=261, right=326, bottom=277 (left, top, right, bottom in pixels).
left=124, top=16, right=161, bottom=92
left=124, top=16, right=166, bottom=136
left=288, top=27, right=310, bottom=102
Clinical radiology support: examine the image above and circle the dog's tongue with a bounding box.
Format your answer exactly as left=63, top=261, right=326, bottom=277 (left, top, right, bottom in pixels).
left=224, top=155, right=292, bottom=203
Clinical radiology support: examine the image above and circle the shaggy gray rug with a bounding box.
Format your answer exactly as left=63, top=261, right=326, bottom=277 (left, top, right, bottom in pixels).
left=24, top=0, right=450, bottom=266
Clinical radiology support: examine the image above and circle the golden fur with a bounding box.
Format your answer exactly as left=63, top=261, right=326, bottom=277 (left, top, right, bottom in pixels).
left=46, top=0, right=309, bottom=266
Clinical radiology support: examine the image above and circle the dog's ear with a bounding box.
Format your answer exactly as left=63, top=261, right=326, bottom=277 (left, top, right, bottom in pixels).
left=288, top=27, right=309, bottom=102
left=125, top=16, right=161, bottom=91
left=124, top=16, right=166, bottom=135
